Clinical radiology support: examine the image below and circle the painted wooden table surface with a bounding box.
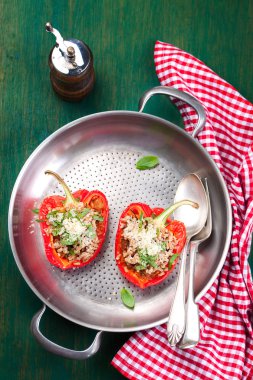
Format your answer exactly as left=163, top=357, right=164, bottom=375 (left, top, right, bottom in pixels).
left=1, top=1, right=252, bottom=379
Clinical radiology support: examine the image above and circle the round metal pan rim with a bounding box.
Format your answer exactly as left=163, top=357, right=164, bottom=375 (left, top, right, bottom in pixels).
left=8, top=110, right=232, bottom=332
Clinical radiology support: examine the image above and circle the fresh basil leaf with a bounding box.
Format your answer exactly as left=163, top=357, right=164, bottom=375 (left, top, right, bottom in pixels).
left=136, top=155, right=159, bottom=170
left=168, top=254, right=178, bottom=269
left=120, top=288, right=135, bottom=309
left=32, top=208, right=39, bottom=214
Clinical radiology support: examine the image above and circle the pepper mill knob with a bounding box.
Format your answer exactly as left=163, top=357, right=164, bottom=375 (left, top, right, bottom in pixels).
left=45, top=22, right=95, bottom=102
left=67, top=46, right=75, bottom=57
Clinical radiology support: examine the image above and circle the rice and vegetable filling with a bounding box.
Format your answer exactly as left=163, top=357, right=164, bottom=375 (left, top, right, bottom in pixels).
left=121, top=214, right=178, bottom=276
left=45, top=204, right=104, bottom=262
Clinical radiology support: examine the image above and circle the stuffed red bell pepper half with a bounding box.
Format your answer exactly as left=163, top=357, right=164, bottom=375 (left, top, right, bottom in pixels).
left=115, top=200, right=198, bottom=288
left=38, top=170, right=109, bottom=270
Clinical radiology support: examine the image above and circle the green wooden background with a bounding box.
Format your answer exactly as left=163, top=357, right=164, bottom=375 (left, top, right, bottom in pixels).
left=1, top=1, right=252, bottom=379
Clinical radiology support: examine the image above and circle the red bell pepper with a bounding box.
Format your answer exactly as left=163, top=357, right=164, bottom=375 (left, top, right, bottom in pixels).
left=115, top=200, right=198, bottom=289
left=38, top=170, right=109, bottom=270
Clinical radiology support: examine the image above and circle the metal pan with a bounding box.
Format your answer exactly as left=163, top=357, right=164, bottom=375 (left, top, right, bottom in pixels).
left=8, top=86, right=232, bottom=359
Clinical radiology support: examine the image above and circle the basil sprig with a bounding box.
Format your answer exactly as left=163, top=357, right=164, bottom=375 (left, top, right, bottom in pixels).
left=120, top=288, right=135, bottom=309
left=136, top=155, right=159, bottom=170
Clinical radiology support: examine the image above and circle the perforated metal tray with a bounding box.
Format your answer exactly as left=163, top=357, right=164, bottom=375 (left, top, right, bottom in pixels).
left=9, top=87, right=232, bottom=340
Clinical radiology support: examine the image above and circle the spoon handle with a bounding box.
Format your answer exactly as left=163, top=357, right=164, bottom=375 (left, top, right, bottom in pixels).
left=178, top=240, right=200, bottom=349
left=167, top=239, right=189, bottom=346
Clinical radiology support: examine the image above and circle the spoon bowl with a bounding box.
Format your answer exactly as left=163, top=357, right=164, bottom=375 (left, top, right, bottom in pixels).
left=167, top=173, right=208, bottom=346
left=173, top=173, right=208, bottom=236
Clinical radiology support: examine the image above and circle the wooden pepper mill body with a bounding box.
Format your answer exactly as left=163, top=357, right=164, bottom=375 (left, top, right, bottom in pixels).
left=46, top=23, right=95, bottom=102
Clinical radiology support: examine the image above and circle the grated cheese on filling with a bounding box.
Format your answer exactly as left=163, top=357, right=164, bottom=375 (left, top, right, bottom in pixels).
left=62, top=218, right=86, bottom=239
left=123, top=217, right=161, bottom=256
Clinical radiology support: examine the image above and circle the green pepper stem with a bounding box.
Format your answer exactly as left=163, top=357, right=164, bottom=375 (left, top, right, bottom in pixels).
left=45, top=170, right=79, bottom=207
left=154, top=199, right=199, bottom=227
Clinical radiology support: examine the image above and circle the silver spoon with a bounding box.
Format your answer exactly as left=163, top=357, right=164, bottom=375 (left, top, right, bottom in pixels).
left=178, top=178, right=212, bottom=349
left=167, top=173, right=208, bottom=346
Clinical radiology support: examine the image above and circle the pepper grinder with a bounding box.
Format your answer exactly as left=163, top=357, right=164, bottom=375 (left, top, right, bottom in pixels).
left=45, top=22, right=95, bottom=102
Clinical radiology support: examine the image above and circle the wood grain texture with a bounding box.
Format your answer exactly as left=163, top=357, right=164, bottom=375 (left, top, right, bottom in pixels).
left=1, top=1, right=252, bottom=379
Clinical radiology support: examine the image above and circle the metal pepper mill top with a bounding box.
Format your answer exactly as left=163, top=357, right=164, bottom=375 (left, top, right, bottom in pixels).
left=45, top=22, right=95, bottom=102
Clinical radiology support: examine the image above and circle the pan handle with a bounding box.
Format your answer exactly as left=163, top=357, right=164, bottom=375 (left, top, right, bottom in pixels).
left=31, top=304, right=103, bottom=359
left=138, top=86, right=206, bottom=138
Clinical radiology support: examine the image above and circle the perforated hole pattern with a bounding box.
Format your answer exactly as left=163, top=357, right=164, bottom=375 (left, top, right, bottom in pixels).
left=47, top=149, right=181, bottom=305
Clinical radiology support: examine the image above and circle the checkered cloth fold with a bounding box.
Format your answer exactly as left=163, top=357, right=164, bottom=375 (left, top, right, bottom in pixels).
left=112, top=41, right=253, bottom=380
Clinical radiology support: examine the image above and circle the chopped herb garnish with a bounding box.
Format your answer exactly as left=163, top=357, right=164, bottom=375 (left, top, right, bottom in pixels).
left=160, top=241, right=167, bottom=251
left=32, top=208, right=39, bottom=214
left=168, top=254, right=178, bottom=269
left=138, top=211, right=144, bottom=231
left=138, top=250, right=158, bottom=269
left=51, top=226, right=63, bottom=236
left=77, top=208, right=90, bottom=218
left=60, top=235, right=77, bottom=246
left=67, top=209, right=76, bottom=218
left=47, top=210, right=60, bottom=217
left=135, top=264, right=147, bottom=271
left=92, top=214, right=104, bottom=221
left=120, top=288, right=135, bottom=309
left=135, top=155, right=159, bottom=170
left=35, top=218, right=47, bottom=223
left=86, top=225, right=96, bottom=239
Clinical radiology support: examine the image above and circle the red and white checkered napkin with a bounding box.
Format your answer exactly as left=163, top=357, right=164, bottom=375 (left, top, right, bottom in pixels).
left=112, top=41, right=253, bottom=380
